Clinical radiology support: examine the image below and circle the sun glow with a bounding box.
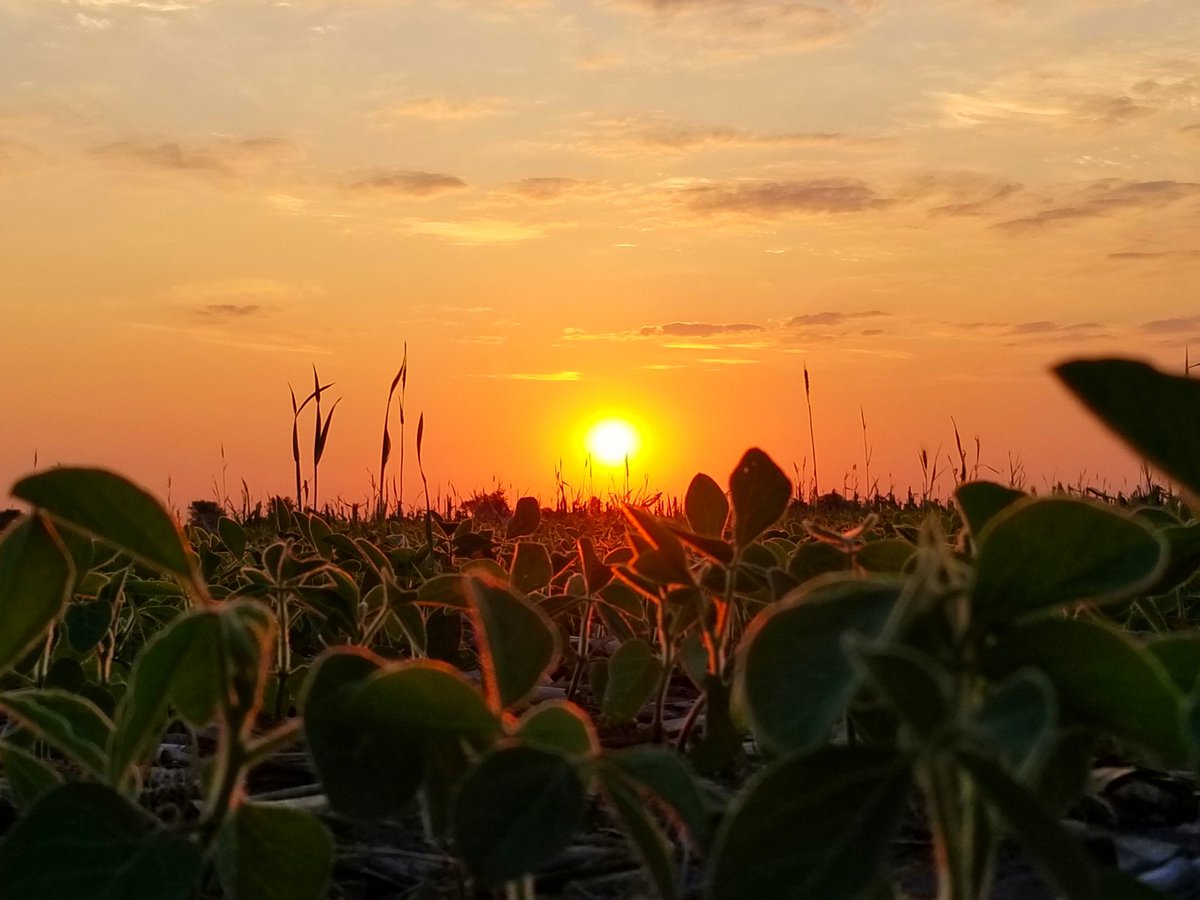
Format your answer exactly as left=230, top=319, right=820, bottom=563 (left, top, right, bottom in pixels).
left=585, top=418, right=641, bottom=466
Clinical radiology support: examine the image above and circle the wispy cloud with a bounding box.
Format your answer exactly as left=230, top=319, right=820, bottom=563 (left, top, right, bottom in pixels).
left=90, top=136, right=297, bottom=181
left=401, top=218, right=551, bottom=244
left=639, top=321, right=762, bottom=337
left=484, top=371, right=582, bottom=381
left=994, top=179, right=1200, bottom=233
left=345, top=170, right=468, bottom=196
left=787, top=310, right=889, bottom=327
left=562, top=115, right=889, bottom=157
left=503, top=177, right=596, bottom=201
left=194, top=303, right=264, bottom=318
left=682, top=178, right=889, bottom=216
left=372, top=95, right=507, bottom=123
left=1141, top=315, right=1200, bottom=334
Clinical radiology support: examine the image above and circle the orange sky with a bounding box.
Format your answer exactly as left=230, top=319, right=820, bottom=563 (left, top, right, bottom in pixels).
left=2, top=0, right=1198, bottom=511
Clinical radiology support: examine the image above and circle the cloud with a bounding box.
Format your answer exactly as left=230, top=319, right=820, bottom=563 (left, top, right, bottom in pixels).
left=1141, top=315, right=1200, bottom=334
left=345, top=170, right=468, bottom=196
left=401, top=218, right=550, bottom=244
left=91, top=137, right=297, bottom=180
left=195, top=304, right=263, bottom=318
left=682, top=177, right=888, bottom=216
left=485, top=371, right=582, bottom=381
left=568, top=116, right=888, bottom=157
left=504, top=177, right=594, bottom=200
left=599, top=0, right=876, bottom=60
left=901, top=173, right=1024, bottom=217
left=994, top=179, right=1200, bottom=233
left=372, top=96, right=507, bottom=123
left=1109, top=249, right=1200, bottom=262
left=639, top=321, right=762, bottom=337
left=786, top=310, right=888, bottom=327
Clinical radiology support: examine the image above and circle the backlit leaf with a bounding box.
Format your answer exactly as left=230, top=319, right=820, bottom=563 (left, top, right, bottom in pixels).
left=12, top=468, right=199, bottom=591
left=217, top=803, right=333, bottom=900
left=686, top=473, right=729, bottom=539
left=707, top=747, right=910, bottom=900
left=730, top=448, right=792, bottom=551
left=737, top=575, right=901, bottom=753
left=0, top=783, right=203, bottom=900
left=973, top=497, right=1165, bottom=627
left=453, top=745, right=586, bottom=884
left=0, top=514, right=72, bottom=674
left=1055, top=358, right=1200, bottom=498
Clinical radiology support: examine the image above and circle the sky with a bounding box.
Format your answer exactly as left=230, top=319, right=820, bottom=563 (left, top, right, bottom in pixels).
left=1, top=0, right=1198, bottom=513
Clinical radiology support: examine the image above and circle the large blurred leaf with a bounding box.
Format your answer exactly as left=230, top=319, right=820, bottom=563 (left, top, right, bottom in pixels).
left=973, top=668, right=1057, bottom=778
left=1147, top=634, right=1200, bottom=693
left=972, top=497, right=1165, bottom=628
left=0, top=689, right=112, bottom=778
left=217, top=803, right=333, bottom=900
left=1055, top=359, right=1200, bottom=498
left=707, top=746, right=910, bottom=900
left=848, top=641, right=951, bottom=741
left=958, top=747, right=1097, bottom=900
left=686, top=473, right=729, bottom=539
left=0, top=514, right=72, bottom=674
left=601, top=772, right=677, bottom=900
left=730, top=448, right=791, bottom=551
left=453, top=745, right=586, bottom=884
left=12, top=468, right=199, bottom=590
left=0, top=783, right=204, bottom=900
left=986, top=617, right=1188, bottom=765
left=603, top=638, right=664, bottom=723
left=737, top=576, right=902, bottom=753
left=0, top=744, right=62, bottom=810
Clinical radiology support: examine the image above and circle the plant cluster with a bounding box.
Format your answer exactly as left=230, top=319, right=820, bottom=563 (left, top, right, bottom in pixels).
left=1, top=357, right=1200, bottom=899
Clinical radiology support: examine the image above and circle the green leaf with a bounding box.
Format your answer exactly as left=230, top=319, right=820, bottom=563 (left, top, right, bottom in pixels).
left=972, top=497, right=1165, bottom=628
left=12, top=468, right=199, bottom=591
left=604, top=745, right=713, bottom=848
left=730, top=448, right=792, bottom=551
left=1147, top=634, right=1200, bottom=693
left=954, top=480, right=1026, bottom=543
left=1055, top=358, right=1200, bottom=498
left=466, top=576, right=560, bottom=711
left=453, top=745, right=586, bottom=884
left=65, top=599, right=114, bottom=654
left=107, top=610, right=222, bottom=786
left=515, top=701, right=597, bottom=757
left=603, top=638, right=664, bottom=723
left=707, top=747, right=911, bottom=900
left=1150, top=522, right=1200, bottom=594
left=601, top=771, right=678, bottom=900
left=217, top=803, right=333, bottom=900
left=737, top=576, right=902, bottom=753
left=0, top=514, right=72, bottom=674
left=973, top=668, right=1057, bottom=778
left=957, top=747, right=1097, bottom=900
left=0, top=690, right=113, bottom=778
left=854, top=539, right=915, bottom=574
left=217, top=516, right=247, bottom=558
left=986, top=617, right=1188, bottom=765
left=787, top=541, right=850, bottom=583
left=0, top=744, right=63, bottom=810
left=847, top=641, right=951, bottom=741
left=510, top=541, right=553, bottom=595
left=300, top=648, right=397, bottom=820
left=506, top=496, right=541, bottom=540
left=0, top=783, right=204, bottom=900
left=686, top=473, right=729, bottom=539
left=418, top=575, right=560, bottom=711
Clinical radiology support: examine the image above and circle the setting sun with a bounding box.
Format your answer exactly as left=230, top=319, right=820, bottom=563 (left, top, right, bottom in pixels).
left=585, top=418, right=641, bottom=467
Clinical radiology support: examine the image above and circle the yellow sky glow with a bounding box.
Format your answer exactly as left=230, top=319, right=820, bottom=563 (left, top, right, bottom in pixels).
left=2, top=0, right=1198, bottom=510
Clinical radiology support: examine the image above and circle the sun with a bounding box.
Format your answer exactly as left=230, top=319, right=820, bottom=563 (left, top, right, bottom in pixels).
left=585, top=418, right=641, bottom=466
